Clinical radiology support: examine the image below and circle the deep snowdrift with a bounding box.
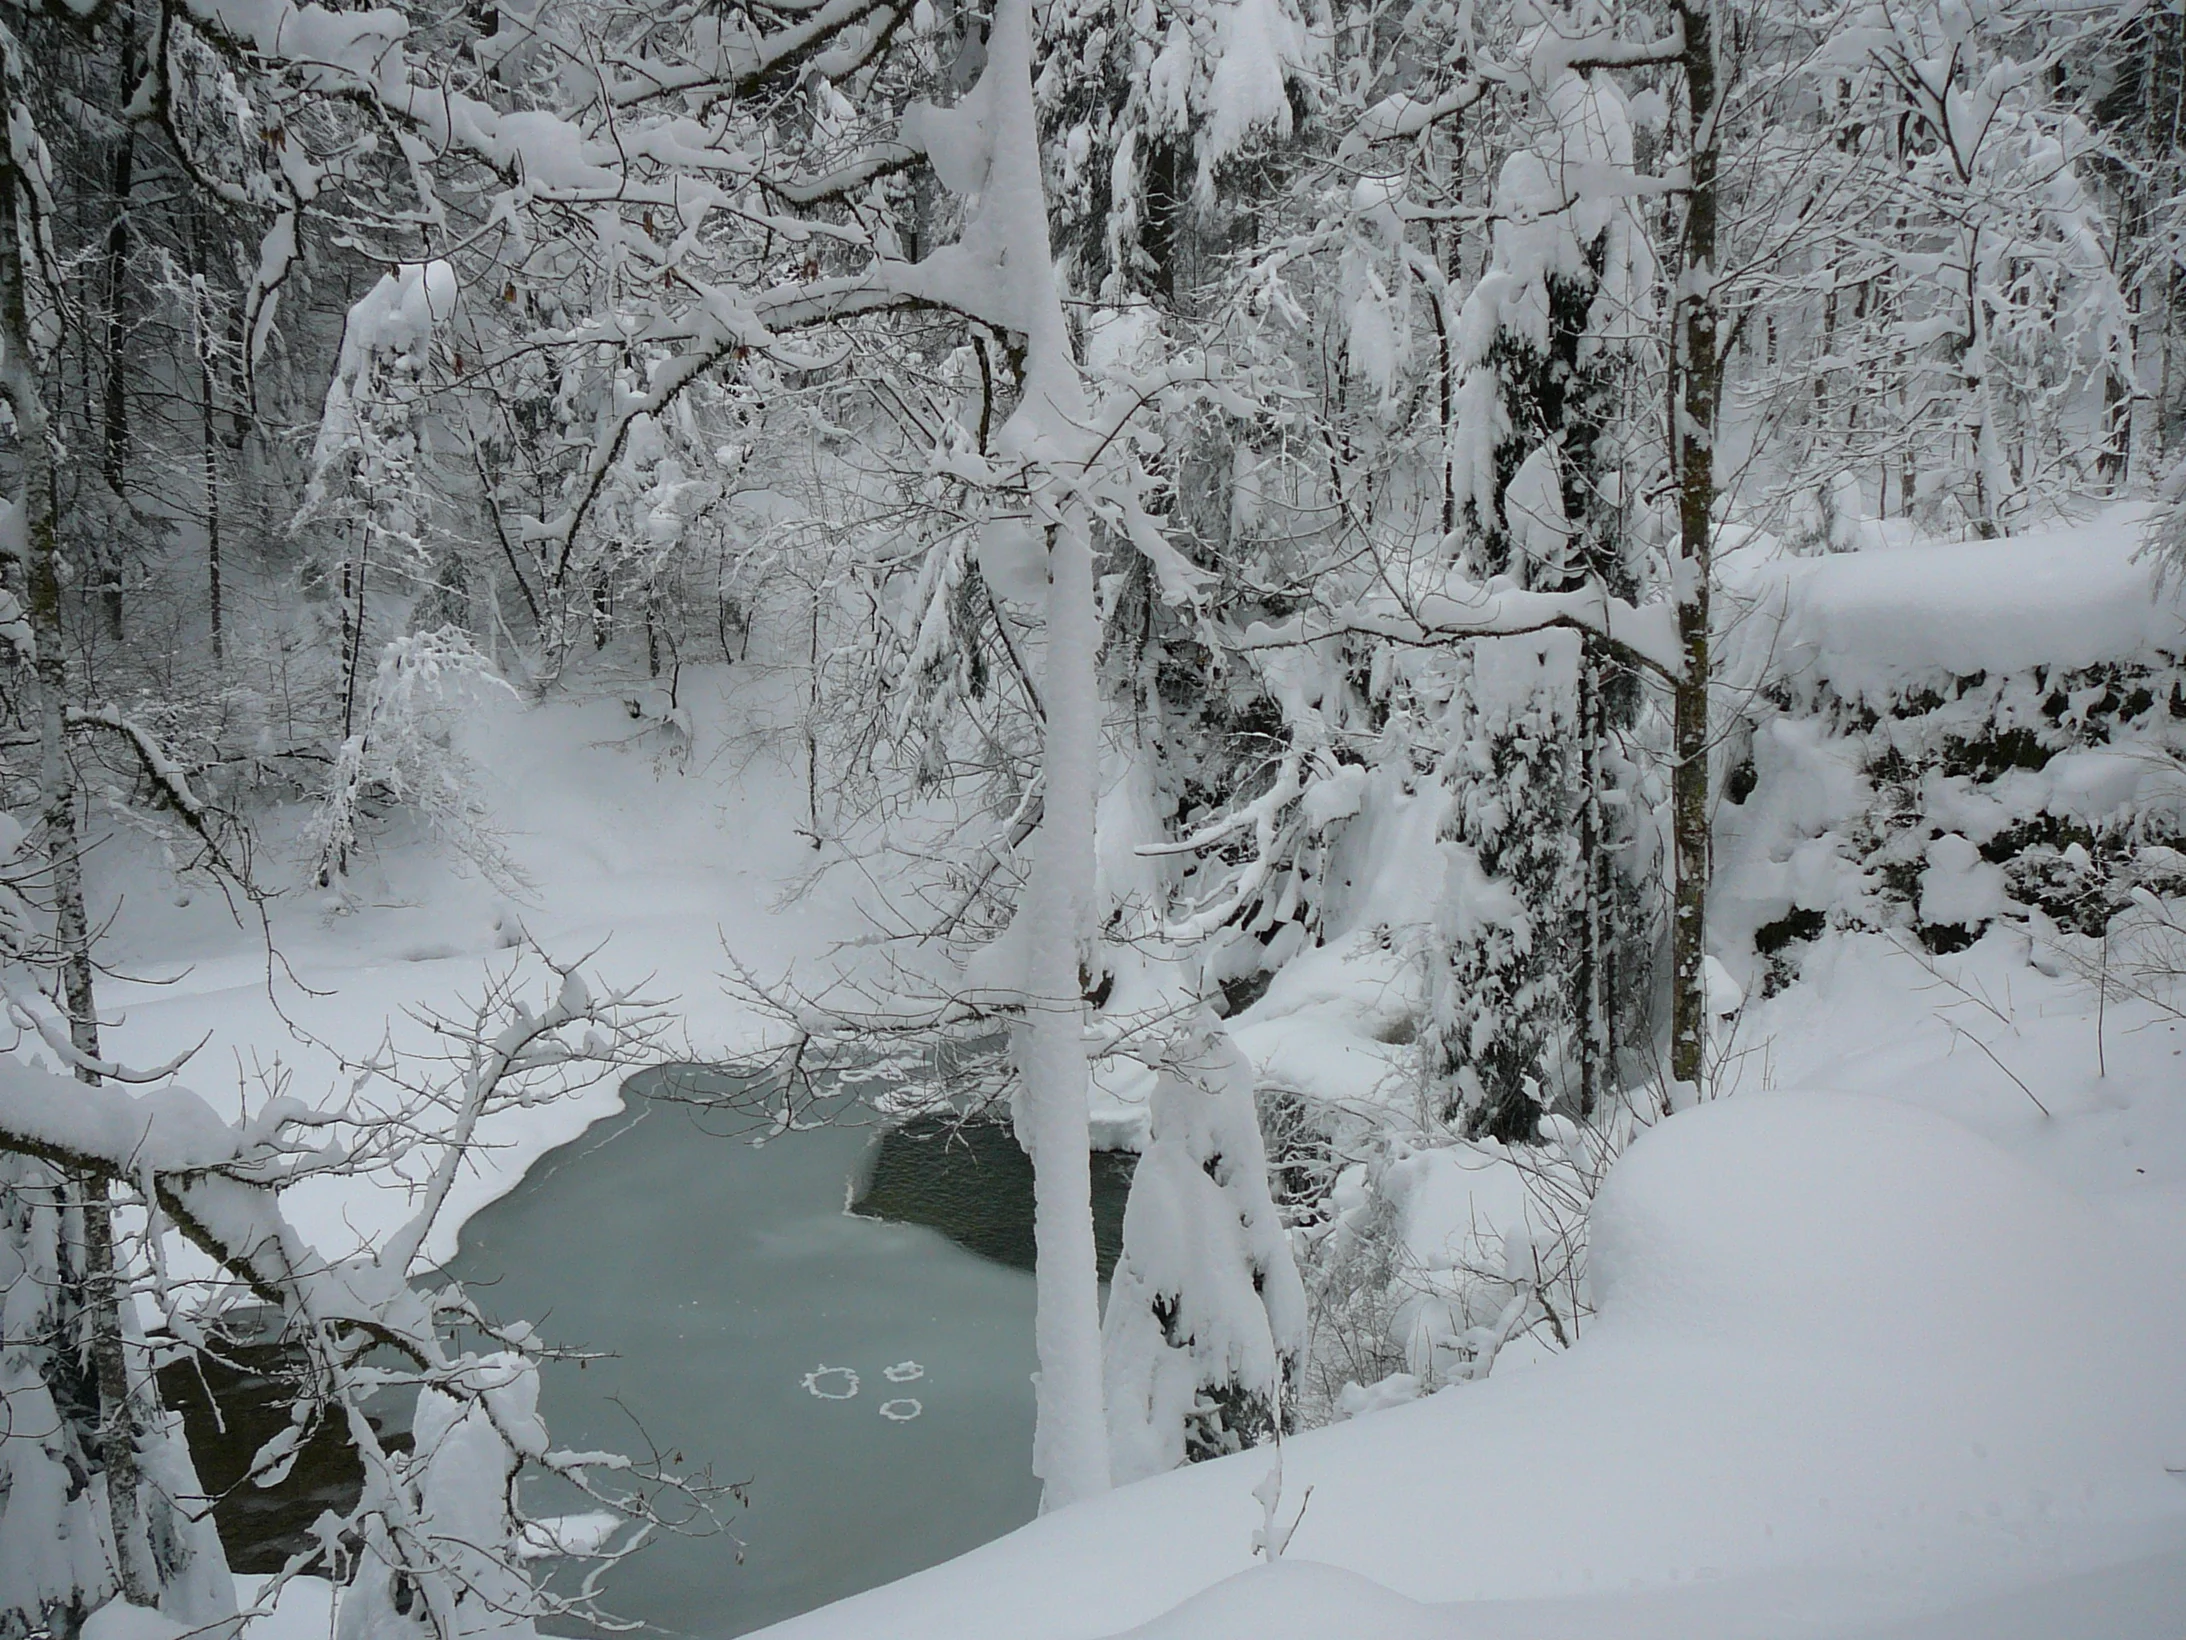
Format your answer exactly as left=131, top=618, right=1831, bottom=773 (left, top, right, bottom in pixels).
left=752, top=1091, right=2186, bottom=1640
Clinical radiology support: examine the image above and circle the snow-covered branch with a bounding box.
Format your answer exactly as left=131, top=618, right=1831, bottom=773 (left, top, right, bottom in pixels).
left=0, top=949, right=690, bottom=1637
left=1236, top=578, right=1685, bottom=681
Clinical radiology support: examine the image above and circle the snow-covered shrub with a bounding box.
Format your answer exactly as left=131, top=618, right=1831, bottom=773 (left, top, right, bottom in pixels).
left=1293, top=1104, right=1632, bottom=1414
left=1383, top=1112, right=1616, bottom=1382
left=1423, top=633, right=1585, bottom=1140
left=1717, top=536, right=2186, bottom=989
left=1291, top=1151, right=1412, bottom=1420
left=305, top=628, right=521, bottom=894
left=1102, top=1019, right=1308, bottom=1481
left=0, top=1159, right=116, bottom=1640
left=0, top=1155, right=235, bottom=1639
left=1721, top=657, right=2186, bottom=981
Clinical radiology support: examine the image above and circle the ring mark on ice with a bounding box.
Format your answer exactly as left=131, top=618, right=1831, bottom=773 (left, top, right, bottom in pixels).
left=883, top=1361, right=925, bottom=1383
left=878, top=1398, right=923, bottom=1421
left=802, top=1364, right=860, bottom=1401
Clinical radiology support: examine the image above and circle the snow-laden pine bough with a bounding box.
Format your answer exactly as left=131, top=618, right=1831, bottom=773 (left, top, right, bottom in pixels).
left=0, top=949, right=718, bottom=1640
left=1100, top=1016, right=1308, bottom=1485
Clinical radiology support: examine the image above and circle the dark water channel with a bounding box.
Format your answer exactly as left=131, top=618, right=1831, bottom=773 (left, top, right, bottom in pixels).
left=853, top=1110, right=1138, bottom=1279
left=159, top=1334, right=409, bottom=1572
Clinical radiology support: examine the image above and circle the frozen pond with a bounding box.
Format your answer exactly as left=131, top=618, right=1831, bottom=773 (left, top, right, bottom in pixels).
left=441, top=1065, right=1130, bottom=1637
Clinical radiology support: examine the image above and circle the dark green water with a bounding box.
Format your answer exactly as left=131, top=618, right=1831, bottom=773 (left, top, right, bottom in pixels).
left=849, top=1112, right=1136, bottom=1279
left=159, top=1334, right=408, bottom=1573
left=439, top=1068, right=1131, bottom=1637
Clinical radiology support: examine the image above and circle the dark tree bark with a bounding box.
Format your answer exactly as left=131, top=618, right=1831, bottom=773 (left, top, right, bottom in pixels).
left=98, top=12, right=141, bottom=640
left=1669, top=0, right=1723, bottom=1093
left=2, top=121, right=158, bottom=1609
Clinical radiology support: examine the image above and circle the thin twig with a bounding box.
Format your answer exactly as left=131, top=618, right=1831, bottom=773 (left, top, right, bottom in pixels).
left=1943, top=1019, right=2051, bottom=1118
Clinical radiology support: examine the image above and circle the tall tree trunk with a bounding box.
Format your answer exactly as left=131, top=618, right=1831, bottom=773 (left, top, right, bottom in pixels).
left=98, top=11, right=139, bottom=641
left=191, top=209, right=223, bottom=668
left=1961, top=230, right=2004, bottom=540
left=341, top=536, right=369, bottom=741
left=1018, top=511, right=1112, bottom=1511
left=806, top=586, right=821, bottom=841
left=1576, top=646, right=1608, bottom=1119
left=203, top=373, right=222, bottom=668
left=1, top=136, right=159, bottom=1609
left=2101, top=338, right=2131, bottom=492
left=1669, top=0, right=1722, bottom=1094
left=2161, top=262, right=2178, bottom=465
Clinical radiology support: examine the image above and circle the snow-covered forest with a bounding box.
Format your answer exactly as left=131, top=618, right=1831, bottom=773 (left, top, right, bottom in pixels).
left=0, top=0, right=2182, bottom=1630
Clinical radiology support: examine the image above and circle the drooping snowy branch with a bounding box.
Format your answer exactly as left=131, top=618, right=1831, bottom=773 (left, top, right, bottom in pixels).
left=0, top=949, right=694, bottom=1638
left=1238, top=578, right=1684, bottom=680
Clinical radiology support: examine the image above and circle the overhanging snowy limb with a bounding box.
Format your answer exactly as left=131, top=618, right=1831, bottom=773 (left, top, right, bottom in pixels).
left=0, top=1057, right=407, bottom=1329
left=1236, top=576, right=1685, bottom=681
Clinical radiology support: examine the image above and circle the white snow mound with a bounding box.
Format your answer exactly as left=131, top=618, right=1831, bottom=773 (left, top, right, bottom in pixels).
left=753, top=1090, right=2186, bottom=1640
left=1107, top=1560, right=1437, bottom=1639
left=1726, top=511, right=2185, bottom=704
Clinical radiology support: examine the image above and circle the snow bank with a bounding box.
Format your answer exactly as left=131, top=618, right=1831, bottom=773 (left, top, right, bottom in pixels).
left=1713, top=510, right=2186, bottom=975
left=1725, top=509, right=2184, bottom=704
left=1229, top=932, right=1418, bottom=1116
left=1106, top=1561, right=1436, bottom=1639
left=750, top=1090, right=2186, bottom=1640
left=1734, top=928, right=2186, bottom=1220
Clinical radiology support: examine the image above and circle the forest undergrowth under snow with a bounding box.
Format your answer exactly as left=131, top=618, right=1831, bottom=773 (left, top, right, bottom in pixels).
left=1, top=0, right=2184, bottom=1630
